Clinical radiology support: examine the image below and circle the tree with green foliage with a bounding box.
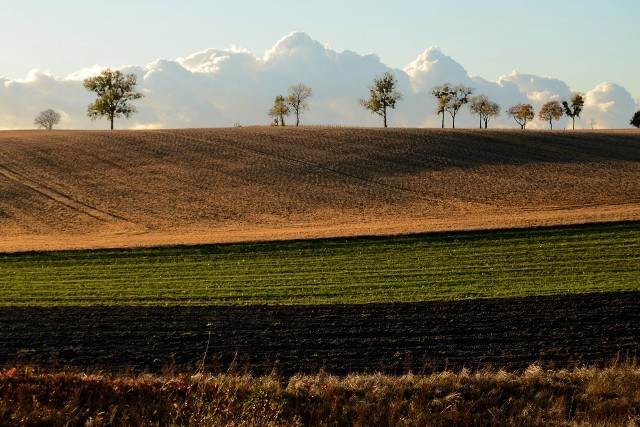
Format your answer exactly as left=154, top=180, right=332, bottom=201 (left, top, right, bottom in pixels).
left=444, top=84, right=474, bottom=129
left=538, top=101, right=564, bottom=129
left=286, top=83, right=313, bottom=126
left=431, top=83, right=474, bottom=128
left=359, top=72, right=402, bottom=128
left=631, top=111, right=640, bottom=128
left=469, top=94, right=500, bottom=129
left=506, top=103, right=535, bottom=129
left=430, top=83, right=452, bottom=128
left=268, top=95, right=290, bottom=126
left=562, top=92, right=585, bottom=130
left=83, top=68, right=144, bottom=130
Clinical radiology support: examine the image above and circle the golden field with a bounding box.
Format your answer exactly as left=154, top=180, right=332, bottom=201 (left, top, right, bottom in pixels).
left=1, top=127, right=638, bottom=252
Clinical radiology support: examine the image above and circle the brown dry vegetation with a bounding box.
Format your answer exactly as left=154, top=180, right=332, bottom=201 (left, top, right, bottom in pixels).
left=1, top=127, right=639, bottom=252
left=2, top=362, right=640, bottom=426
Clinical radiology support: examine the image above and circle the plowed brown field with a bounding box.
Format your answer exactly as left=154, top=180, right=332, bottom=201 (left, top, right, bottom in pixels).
left=1, top=127, right=639, bottom=251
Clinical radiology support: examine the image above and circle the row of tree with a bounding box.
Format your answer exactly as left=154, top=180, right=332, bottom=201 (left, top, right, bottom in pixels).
left=358, top=72, right=594, bottom=130
left=31, top=68, right=640, bottom=130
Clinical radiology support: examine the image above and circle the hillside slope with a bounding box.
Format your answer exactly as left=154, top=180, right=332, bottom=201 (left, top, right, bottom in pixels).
left=1, top=127, right=639, bottom=251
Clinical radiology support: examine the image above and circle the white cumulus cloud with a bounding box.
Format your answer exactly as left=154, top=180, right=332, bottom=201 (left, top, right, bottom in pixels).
left=0, top=32, right=637, bottom=130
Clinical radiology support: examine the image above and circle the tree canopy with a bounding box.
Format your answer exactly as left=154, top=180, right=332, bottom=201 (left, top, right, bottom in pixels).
left=562, top=93, right=585, bottom=130
left=268, top=95, right=291, bottom=126
left=83, top=68, right=144, bottom=130
left=469, top=94, right=500, bottom=129
left=286, top=84, right=313, bottom=126
left=34, top=109, right=61, bottom=130
left=359, top=72, right=402, bottom=128
left=444, top=84, right=474, bottom=129
left=430, top=84, right=474, bottom=128
left=430, top=83, right=452, bottom=129
left=538, top=101, right=564, bottom=129
left=506, top=104, right=535, bottom=129
left=631, top=111, right=640, bottom=128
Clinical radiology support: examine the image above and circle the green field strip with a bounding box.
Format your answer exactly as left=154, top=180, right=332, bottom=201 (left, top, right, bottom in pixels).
left=0, top=222, right=639, bottom=306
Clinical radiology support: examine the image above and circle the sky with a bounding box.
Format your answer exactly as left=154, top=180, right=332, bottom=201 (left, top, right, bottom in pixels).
left=0, top=0, right=638, bottom=129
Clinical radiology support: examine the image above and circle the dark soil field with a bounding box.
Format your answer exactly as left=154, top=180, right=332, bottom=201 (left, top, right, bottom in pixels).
left=3, top=292, right=639, bottom=376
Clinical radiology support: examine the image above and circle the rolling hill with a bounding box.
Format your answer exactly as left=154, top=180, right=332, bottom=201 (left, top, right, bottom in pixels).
left=1, top=127, right=639, bottom=252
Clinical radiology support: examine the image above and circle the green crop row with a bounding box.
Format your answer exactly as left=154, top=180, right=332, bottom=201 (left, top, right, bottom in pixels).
left=1, top=222, right=638, bottom=306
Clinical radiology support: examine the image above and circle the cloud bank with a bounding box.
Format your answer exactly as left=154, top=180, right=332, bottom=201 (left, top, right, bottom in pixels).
left=1, top=32, right=637, bottom=130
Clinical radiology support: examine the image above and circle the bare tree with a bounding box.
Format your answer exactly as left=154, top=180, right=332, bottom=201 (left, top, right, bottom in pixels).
left=359, top=72, right=402, bottom=128
left=506, top=103, right=535, bottom=129
left=469, top=95, right=500, bottom=129
left=587, top=118, right=597, bottom=129
left=286, top=83, right=313, bottom=126
left=268, top=95, right=290, bottom=126
left=34, top=109, right=61, bottom=130
left=538, top=101, right=563, bottom=129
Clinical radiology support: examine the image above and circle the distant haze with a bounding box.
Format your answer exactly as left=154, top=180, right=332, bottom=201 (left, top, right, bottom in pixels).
left=0, top=32, right=637, bottom=130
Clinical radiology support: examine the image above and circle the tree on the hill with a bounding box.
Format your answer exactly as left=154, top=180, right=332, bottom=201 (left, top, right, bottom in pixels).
left=469, top=94, right=500, bottom=129
left=444, top=84, right=474, bottom=129
left=506, top=103, right=535, bottom=129
left=33, top=109, right=61, bottom=130
left=268, top=95, right=290, bottom=126
left=83, top=68, right=144, bottom=130
left=588, top=118, right=597, bottom=129
left=286, top=83, right=312, bottom=126
left=430, top=83, right=474, bottom=128
left=359, top=72, right=402, bottom=128
left=561, top=92, right=585, bottom=130
left=538, top=101, right=563, bottom=129
left=430, top=83, right=452, bottom=128
left=631, top=111, right=640, bottom=128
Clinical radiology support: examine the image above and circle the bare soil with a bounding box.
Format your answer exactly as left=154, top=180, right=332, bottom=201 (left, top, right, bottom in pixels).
left=1, top=128, right=639, bottom=252
left=1, top=292, right=638, bottom=375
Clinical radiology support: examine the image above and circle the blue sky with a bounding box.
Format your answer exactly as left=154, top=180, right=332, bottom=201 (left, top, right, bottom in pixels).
left=1, top=0, right=638, bottom=99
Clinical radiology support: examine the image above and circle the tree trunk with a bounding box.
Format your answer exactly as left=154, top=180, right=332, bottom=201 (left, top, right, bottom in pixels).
left=110, top=116, right=114, bottom=130
left=383, top=107, right=387, bottom=128
left=479, top=115, right=482, bottom=129
left=452, top=115, right=455, bottom=129
left=572, top=117, right=575, bottom=130
left=296, top=112, right=300, bottom=126
left=441, top=113, right=444, bottom=129
left=484, top=118, right=488, bottom=129
left=549, top=119, right=553, bottom=130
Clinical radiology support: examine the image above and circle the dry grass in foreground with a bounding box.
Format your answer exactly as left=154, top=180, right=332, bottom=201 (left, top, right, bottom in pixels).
left=2, top=362, right=640, bottom=426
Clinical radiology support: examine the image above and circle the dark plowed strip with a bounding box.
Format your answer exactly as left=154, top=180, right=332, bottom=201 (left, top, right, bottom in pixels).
left=2, top=292, right=639, bottom=376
